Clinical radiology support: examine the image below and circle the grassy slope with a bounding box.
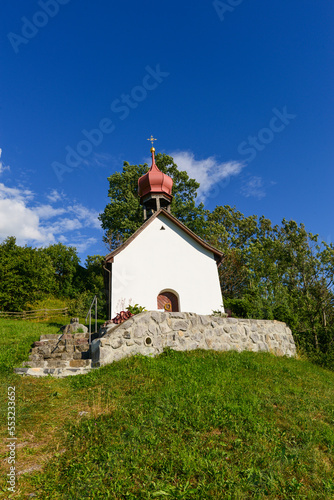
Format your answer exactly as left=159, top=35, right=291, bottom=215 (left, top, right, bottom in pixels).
left=0, top=319, right=334, bottom=499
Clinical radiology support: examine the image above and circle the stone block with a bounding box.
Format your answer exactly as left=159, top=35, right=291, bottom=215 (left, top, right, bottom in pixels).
left=250, top=333, right=259, bottom=343
left=214, top=317, right=227, bottom=325
left=137, top=315, right=150, bottom=326
left=60, top=352, right=74, bottom=360
left=73, top=332, right=89, bottom=339
left=160, top=322, right=171, bottom=334
left=148, top=323, right=158, bottom=335
left=38, top=347, right=52, bottom=357
left=151, top=311, right=166, bottom=323
left=40, top=334, right=61, bottom=340
left=111, top=338, right=123, bottom=349
left=29, top=354, right=42, bottom=362
left=69, top=360, right=90, bottom=368
left=134, top=325, right=146, bottom=338
left=205, top=338, right=213, bottom=348
left=169, top=312, right=184, bottom=319
left=46, top=360, right=67, bottom=368
left=200, top=316, right=209, bottom=326
left=65, top=345, right=75, bottom=353
left=171, top=320, right=188, bottom=331
left=33, top=340, right=49, bottom=347
left=75, top=338, right=89, bottom=345
left=75, top=345, right=90, bottom=353
left=72, top=352, right=83, bottom=360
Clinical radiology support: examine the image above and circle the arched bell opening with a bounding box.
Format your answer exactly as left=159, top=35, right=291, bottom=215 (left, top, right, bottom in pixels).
left=157, top=290, right=180, bottom=312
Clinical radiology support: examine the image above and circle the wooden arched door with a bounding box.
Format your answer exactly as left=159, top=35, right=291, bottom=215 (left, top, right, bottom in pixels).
left=157, top=291, right=179, bottom=312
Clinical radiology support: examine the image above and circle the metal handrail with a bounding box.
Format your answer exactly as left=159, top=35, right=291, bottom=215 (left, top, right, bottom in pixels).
left=85, top=295, right=98, bottom=345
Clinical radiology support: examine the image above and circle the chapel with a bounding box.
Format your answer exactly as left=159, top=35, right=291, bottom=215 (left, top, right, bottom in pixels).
left=104, top=139, right=224, bottom=319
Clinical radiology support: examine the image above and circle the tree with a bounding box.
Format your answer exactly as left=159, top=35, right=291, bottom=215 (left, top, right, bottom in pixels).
left=41, top=243, right=82, bottom=297
left=99, top=153, right=209, bottom=251
left=0, top=237, right=56, bottom=311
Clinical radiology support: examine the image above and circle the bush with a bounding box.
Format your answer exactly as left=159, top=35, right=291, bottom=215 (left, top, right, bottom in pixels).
left=126, top=304, right=146, bottom=315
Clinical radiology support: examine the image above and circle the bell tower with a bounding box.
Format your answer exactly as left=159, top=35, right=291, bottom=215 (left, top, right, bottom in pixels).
left=138, top=136, right=173, bottom=220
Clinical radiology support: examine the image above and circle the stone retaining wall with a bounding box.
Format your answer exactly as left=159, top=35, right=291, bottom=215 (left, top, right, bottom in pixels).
left=91, top=311, right=296, bottom=367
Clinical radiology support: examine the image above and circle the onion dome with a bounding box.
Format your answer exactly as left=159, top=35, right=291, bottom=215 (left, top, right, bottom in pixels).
left=138, top=146, right=173, bottom=202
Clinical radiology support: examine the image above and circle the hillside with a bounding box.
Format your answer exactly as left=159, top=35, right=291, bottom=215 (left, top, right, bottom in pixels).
left=1, top=319, right=334, bottom=499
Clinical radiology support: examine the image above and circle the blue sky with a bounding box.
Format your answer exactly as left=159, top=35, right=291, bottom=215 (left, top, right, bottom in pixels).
left=1, top=0, right=333, bottom=264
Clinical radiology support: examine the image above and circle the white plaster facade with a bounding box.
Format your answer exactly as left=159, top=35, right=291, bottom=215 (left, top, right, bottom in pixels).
left=107, top=211, right=224, bottom=318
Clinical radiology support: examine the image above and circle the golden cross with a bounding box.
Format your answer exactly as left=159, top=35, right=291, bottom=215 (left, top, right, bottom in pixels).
left=147, top=135, right=157, bottom=147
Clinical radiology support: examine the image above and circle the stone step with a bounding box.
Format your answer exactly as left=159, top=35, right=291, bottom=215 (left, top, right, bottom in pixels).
left=39, top=333, right=92, bottom=341
left=29, top=348, right=90, bottom=359
left=18, top=330, right=96, bottom=374
left=26, top=359, right=92, bottom=369
left=33, top=338, right=89, bottom=347
left=29, top=345, right=89, bottom=358
left=39, top=334, right=62, bottom=340
left=14, top=366, right=94, bottom=378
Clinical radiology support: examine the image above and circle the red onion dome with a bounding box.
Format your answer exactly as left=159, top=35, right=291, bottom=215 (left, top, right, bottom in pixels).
left=138, top=148, right=173, bottom=200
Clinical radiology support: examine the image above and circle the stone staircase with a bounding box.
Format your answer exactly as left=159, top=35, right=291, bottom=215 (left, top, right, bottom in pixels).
left=15, top=332, right=99, bottom=378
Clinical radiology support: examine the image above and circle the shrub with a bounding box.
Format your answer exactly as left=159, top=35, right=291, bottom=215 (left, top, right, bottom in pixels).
left=126, top=304, right=146, bottom=315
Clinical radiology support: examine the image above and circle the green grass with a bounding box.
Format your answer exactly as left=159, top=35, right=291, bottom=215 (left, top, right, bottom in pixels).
left=0, top=318, right=63, bottom=377
left=1, top=319, right=334, bottom=499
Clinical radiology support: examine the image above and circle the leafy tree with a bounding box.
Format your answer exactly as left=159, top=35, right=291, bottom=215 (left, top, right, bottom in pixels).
left=99, top=153, right=209, bottom=250
left=0, top=237, right=55, bottom=311
left=41, top=243, right=82, bottom=297
left=68, top=255, right=106, bottom=319
left=84, top=254, right=105, bottom=318
left=84, top=255, right=104, bottom=292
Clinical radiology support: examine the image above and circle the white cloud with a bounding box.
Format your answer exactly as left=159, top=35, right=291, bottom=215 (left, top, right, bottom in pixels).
left=46, top=218, right=83, bottom=233
left=47, top=189, right=63, bottom=203
left=0, top=198, right=55, bottom=245
left=0, top=149, right=10, bottom=175
left=68, top=204, right=101, bottom=229
left=0, top=182, right=102, bottom=254
left=170, top=151, right=244, bottom=202
left=0, top=182, right=34, bottom=202
left=34, top=205, right=67, bottom=219
left=241, top=176, right=266, bottom=199
left=67, top=237, right=98, bottom=254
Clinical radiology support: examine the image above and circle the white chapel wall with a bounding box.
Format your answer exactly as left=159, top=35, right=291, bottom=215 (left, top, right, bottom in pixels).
left=111, top=213, right=224, bottom=317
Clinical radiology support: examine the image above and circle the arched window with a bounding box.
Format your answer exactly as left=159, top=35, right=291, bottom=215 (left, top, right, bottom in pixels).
left=157, top=290, right=179, bottom=312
